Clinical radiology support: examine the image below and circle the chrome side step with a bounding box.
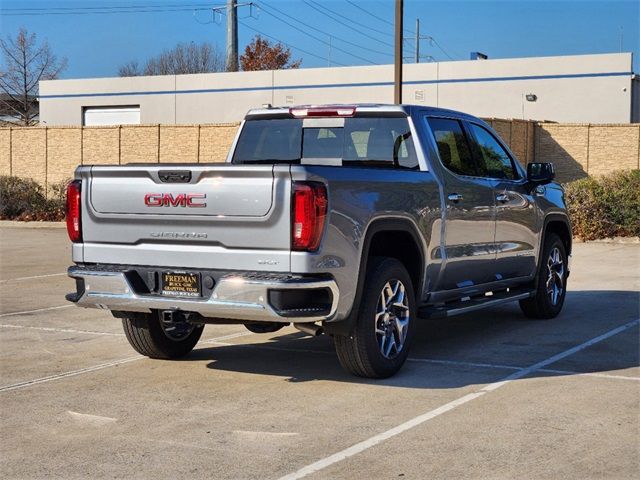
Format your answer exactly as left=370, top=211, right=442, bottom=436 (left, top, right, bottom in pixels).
left=418, top=289, right=535, bottom=319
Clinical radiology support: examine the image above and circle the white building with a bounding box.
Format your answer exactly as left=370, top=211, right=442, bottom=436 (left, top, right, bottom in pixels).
left=39, top=52, right=638, bottom=126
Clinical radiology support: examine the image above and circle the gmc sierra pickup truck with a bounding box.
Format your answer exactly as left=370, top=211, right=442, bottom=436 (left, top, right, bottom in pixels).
left=66, top=104, right=571, bottom=378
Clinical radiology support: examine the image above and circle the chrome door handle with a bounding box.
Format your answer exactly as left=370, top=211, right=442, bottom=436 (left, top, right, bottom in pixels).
left=447, top=193, right=463, bottom=203
left=496, top=193, right=509, bottom=203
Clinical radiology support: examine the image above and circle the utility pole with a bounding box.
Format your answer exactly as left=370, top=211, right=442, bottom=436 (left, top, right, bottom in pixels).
left=415, top=18, right=420, bottom=64
left=225, top=0, right=238, bottom=72
left=394, top=0, right=403, bottom=104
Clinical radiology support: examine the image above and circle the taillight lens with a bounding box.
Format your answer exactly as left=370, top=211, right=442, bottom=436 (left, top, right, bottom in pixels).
left=66, top=180, right=82, bottom=243
left=292, top=182, right=327, bottom=252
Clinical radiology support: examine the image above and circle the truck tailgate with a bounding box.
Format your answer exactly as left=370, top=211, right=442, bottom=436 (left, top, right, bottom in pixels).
left=77, top=164, right=292, bottom=272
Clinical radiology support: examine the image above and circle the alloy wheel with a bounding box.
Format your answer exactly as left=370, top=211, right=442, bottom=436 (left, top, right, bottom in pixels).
left=374, top=279, right=410, bottom=359
left=546, top=246, right=565, bottom=306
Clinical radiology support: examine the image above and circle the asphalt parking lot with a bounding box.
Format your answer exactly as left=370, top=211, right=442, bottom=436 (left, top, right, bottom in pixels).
left=0, top=224, right=638, bottom=479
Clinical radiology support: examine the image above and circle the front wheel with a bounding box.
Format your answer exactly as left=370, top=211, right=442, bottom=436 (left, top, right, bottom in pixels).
left=519, top=233, right=568, bottom=319
left=122, top=312, right=204, bottom=359
left=334, top=257, right=416, bottom=378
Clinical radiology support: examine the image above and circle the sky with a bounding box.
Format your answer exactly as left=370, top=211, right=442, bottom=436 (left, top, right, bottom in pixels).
left=0, top=0, right=638, bottom=79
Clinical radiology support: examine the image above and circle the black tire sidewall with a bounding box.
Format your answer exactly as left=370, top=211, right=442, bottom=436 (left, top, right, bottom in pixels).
left=355, top=257, right=416, bottom=378
left=147, top=312, right=204, bottom=358
left=535, top=234, right=568, bottom=317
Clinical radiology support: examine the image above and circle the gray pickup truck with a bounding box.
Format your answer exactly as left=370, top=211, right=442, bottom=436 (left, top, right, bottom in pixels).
left=66, top=104, right=571, bottom=378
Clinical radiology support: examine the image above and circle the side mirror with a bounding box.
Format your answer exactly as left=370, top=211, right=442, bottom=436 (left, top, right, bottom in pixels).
left=527, top=162, right=555, bottom=184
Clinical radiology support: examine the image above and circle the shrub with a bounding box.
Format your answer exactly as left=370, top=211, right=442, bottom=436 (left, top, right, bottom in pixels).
left=0, top=176, right=68, bottom=221
left=564, top=170, right=640, bottom=240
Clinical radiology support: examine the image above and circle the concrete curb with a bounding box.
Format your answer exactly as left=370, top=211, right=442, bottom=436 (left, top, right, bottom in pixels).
left=0, top=221, right=65, bottom=229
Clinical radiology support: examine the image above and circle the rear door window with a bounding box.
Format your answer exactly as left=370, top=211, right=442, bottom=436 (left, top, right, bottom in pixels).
left=467, top=123, right=519, bottom=180
left=427, top=118, right=476, bottom=176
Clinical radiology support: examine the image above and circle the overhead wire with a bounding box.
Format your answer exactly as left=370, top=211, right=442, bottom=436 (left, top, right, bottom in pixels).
left=301, top=0, right=395, bottom=49
left=237, top=19, right=348, bottom=67
left=259, top=1, right=392, bottom=58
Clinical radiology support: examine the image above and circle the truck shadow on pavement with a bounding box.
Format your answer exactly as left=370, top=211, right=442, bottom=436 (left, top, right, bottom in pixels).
left=188, top=290, right=639, bottom=389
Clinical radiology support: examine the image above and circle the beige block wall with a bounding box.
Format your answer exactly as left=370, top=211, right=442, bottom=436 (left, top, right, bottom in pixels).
left=199, top=124, right=239, bottom=163
left=587, top=125, right=640, bottom=177
left=11, top=128, right=46, bottom=186
left=0, top=129, right=10, bottom=176
left=121, top=126, right=159, bottom=163
left=535, top=124, right=590, bottom=183
left=47, top=128, right=81, bottom=187
left=82, top=127, right=120, bottom=165
left=159, top=126, right=198, bottom=163
left=0, top=121, right=638, bottom=194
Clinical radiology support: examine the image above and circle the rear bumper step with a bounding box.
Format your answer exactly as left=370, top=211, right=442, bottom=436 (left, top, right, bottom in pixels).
left=67, top=266, right=339, bottom=323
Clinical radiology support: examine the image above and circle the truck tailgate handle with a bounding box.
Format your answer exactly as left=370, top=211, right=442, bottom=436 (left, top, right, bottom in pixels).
left=447, top=193, right=463, bottom=203
left=158, top=170, right=192, bottom=183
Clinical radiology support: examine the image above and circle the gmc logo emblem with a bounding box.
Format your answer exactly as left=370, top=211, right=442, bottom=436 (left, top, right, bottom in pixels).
left=144, top=193, right=207, bottom=208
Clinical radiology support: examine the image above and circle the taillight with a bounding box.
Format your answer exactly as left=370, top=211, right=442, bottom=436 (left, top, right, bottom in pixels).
left=292, top=182, right=327, bottom=252
left=66, top=180, right=82, bottom=243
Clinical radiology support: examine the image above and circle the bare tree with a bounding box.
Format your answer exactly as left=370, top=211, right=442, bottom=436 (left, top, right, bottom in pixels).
left=0, top=28, right=67, bottom=125
left=118, top=60, right=141, bottom=77
left=119, top=42, right=224, bottom=77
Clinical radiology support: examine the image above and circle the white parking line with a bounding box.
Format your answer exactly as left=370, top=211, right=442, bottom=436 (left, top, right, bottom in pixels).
left=0, top=273, right=66, bottom=283
left=0, top=323, right=125, bottom=337
left=0, top=330, right=253, bottom=393
left=278, top=318, right=640, bottom=480
left=0, top=305, right=73, bottom=318
left=222, top=343, right=640, bottom=382
left=0, top=357, right=142, bottom=393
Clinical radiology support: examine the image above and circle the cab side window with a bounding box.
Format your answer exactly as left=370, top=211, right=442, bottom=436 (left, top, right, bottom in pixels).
left=467, top=123, right=518, bottom=180
left=427, top=118, right=476, bottom=176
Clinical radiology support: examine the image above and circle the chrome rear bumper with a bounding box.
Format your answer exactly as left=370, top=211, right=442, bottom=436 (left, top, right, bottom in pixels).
left=67, top=267, right=339, bottom=323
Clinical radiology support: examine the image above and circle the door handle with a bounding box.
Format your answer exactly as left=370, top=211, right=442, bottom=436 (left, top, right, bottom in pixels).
left=496, top=193, right=509, bottom=203
left=447, top=193, right=463, bottom=203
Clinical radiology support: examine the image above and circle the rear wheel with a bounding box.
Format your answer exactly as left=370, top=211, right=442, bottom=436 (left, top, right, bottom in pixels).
left=519, top=233, right=568, bottom=319
left=122, top=312, right=204, bottom=359
left=334, top=257, right=415, bottom=378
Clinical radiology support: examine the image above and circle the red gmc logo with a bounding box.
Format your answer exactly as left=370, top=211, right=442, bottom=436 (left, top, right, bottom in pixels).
left=144, top=193, right=207, bottom=208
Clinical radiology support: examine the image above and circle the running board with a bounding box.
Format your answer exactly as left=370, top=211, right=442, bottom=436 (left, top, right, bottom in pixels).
left=418, top=289, right=535, bottom=319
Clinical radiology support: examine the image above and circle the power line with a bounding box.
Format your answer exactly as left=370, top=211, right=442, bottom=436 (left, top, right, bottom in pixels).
left=237, top=19, right=348, bottom=67
left=301, top=0, right=394, bottom=49
left=344, top=0, right=392, bottom=27
left=307, top=0, right=395, bottom=38
left=0, top=6, right=211, bottom=16
left=432, top=38, right=457, bottom=60
left=0, top=3, right=213, bottom=12
left=259, top=1, right=392, bottom=58
left=249, top=5, right=376, bottom=64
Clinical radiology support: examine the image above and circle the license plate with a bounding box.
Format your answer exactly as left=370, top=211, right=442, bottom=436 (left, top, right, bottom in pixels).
left=161, top=272, right=201, bottom=297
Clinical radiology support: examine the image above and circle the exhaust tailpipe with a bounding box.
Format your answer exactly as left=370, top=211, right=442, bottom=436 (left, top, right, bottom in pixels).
left=294, top=323, right=324, bottom=337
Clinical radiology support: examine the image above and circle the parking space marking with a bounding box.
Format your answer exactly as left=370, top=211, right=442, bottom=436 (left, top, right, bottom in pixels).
left=0, top=273, right=66, bottom=283
left=0, top=357, right=142, bottom=393
left=279, top=318, right=640, bottom=480
left=0, top=323, right=125, bottom=337
left=0, top=330, right=253, bottom=393
left=215, top=343, right=640, bottom=382
left=0, top=305, right=73, bottom=318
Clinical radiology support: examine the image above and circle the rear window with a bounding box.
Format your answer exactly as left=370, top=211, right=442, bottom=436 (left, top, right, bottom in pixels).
left=232, top=117, right=419, bottom=169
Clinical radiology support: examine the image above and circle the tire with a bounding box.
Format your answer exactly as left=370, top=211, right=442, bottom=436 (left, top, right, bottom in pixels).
left=244, top=322, right=286, bottom=334
left=122, top=312, right=204, bottom=359
left=334, top=257, right=416, bottom=378
left=519, top=233, right=568, bottom=319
